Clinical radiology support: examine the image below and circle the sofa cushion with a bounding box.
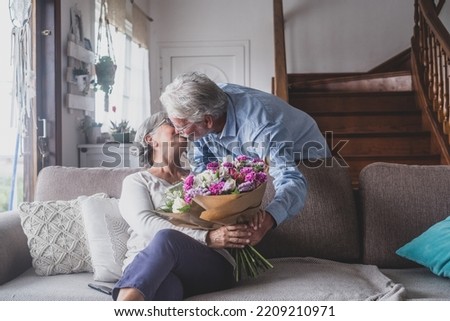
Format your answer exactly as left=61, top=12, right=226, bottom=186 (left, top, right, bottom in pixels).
left=80, top=197, right=129, bottom=282
left=189, top=257, right=405, bottom=301
left=396, top=215, right=450, bottom=278
left=360, top=162, right=450, bottom=268
left=0, top=268, right=112, bottom=301
left=18, top=195, right=108, bottom=276
left=34, top=166, right=141, bottom=201
left=256, top=160, right=360, bottom=262
left=0, top=211, right=31, bottom=285
left=381, top=268, right=450, bottom=300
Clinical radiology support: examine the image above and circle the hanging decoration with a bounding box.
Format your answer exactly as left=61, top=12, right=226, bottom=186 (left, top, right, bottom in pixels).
left=9, top=0, right=34, bottom=137
left=8, top=0, right=34, bottom=210
left=95, top=0, right=117, bottom=112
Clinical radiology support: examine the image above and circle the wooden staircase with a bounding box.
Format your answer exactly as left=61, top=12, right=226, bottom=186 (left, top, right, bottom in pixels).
left=287, top=71, right=442, bottom=187
left=272, top=0, right=449, bottom=188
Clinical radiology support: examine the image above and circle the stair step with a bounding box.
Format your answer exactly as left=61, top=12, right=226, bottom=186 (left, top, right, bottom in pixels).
left=287, top=71, right=410, bottom=84
left=340, top=154, right=442, bottom=186
left=290, top=91, right=416, bottom=113
left=290, top=71, right=411, bottom=92
left=288, top=72, right=365, bottom=84
left=327, top=131, right=432, bottom=156
left=313, top=110, right=422, bottom=133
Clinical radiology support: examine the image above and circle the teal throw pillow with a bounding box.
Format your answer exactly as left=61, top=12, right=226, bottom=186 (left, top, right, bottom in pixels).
left=396, top=216, right=450, bottom=278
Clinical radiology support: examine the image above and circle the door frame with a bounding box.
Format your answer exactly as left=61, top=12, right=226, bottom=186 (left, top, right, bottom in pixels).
left=35, top=0, right=62, bottom=169
left=24, top=0, right=62, bottom=201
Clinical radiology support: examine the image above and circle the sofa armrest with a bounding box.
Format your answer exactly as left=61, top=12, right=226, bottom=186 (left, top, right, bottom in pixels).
left=0, top=211, right=32, bottom=285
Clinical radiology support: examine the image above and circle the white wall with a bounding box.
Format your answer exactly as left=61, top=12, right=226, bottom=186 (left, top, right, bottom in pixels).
left=59, top=0, right=429, bottom=166
left=148, top=0, right=415, bottom=102
left=148, top=0, right=275, bottom=111
left=440, top=5, right=450, bottom=30
left=283, top=0, right=413, bottom=72
left=60, top=0, right=96, bottom=167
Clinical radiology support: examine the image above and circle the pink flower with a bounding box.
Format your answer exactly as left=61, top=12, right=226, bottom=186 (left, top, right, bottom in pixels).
left=245, top=172, right=257, bottom=182
left=238, top=181, right=255, bottom=192
left=209, top=181, right=225, bottom=195
left=236, top=155, right=251, bottom=162
left=240, top=167, right=254, bottom=175
left=184, top=174, right=195, bottom=190
left=255, top=172, right=267, bottom=185
left=206, top=162, right=220, bottom=171
left=222, top=162, right=233, bottom=168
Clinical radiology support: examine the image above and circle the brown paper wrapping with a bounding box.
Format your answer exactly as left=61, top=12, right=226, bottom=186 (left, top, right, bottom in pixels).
left=153, top=182, right=267, bottom=230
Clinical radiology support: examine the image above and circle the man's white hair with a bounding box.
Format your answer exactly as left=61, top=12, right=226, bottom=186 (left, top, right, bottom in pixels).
left=160, top=72, right=228, bottom=122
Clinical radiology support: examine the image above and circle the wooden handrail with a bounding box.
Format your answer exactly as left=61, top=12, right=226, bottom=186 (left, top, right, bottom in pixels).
left=411, top=0, right=450, bottom=163
left=273, top=0, right=288, bottom=101
left=436, top=0, right=446, bottom=12
left=418, top=0, right=450, bottom=53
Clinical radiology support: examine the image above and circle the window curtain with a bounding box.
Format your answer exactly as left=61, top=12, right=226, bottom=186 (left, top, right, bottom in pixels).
left=106, top=0, right=149, bottom=48
left=105, top=0, right=126, bottom=35
left=132, top=3, right=149, bottom=49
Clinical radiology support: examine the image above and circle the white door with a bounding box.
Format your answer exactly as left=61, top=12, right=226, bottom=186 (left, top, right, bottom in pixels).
left=160, top=40, right=250, bottom=88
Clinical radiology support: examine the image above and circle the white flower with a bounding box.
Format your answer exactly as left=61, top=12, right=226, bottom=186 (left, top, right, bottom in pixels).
left=196, top=171, right=216, bottom=187
left=222, top=178, right=236, bottom=192
left=172, top=197, right=188, bottom=213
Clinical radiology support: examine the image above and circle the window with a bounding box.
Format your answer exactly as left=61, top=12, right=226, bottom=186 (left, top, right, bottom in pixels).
left=0, top=5, right=24, bottom=210
left=94, top=0, right=151, bottom=135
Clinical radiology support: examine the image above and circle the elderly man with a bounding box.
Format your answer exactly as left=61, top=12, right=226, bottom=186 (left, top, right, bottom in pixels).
left=160, top=72, right=331, bottom=245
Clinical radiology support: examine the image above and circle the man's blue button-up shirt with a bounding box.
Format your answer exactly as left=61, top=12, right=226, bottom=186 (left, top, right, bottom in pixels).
left=190, top=83, right=331, bottom=226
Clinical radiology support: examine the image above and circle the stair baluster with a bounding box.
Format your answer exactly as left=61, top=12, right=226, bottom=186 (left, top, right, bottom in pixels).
left=411, top=0, right=450, bottom=162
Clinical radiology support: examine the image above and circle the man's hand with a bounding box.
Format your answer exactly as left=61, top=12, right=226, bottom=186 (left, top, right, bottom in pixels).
left=247, top=210, right=275, bottom=246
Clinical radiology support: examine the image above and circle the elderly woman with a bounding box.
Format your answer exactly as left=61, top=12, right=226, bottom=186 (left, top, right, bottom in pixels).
left=113, top=112, right=255, bottom=301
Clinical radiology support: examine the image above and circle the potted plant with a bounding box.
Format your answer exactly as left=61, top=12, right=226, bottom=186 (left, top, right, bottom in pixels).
left=73, top=67, right=90, bottom=94
left=94, top=56, right=117, bottom=95
left=110, top=119, right=132, bottom=143
left=80, top=115, right=103, bottom=144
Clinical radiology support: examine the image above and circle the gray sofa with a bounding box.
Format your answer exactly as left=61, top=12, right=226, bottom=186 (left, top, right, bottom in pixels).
left=1, top=162, right=449, bottom=300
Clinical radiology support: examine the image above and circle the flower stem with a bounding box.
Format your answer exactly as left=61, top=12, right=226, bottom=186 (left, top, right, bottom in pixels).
left=247, top=245, right=274, bottom=269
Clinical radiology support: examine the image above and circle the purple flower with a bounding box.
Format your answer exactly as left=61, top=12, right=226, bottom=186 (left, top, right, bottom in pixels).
left=209, top=181, right=225, bottom=195
left=222, top=162, right=233, bottom=168
left=255, top=172, right=267, bottom=184
left=240, top=167, right=254, bottom=175
left=238, top=181, right=255, bottom=192
left=183, top=174, right=195, bottom=191
left=236, top=155, right=251, bottom=162
left=206, top=162, right=219, bottom=171
left=245, top=172, right=257, bottom=182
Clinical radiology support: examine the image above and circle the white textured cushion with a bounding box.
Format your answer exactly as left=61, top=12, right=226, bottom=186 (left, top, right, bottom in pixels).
left=80, top=197, right=129, bottom=282
left=17, top=194, right=107, bottom=276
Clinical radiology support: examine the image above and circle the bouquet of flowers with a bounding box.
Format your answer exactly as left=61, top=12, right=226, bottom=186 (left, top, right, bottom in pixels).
left=157, top=155, right=273, bottom=281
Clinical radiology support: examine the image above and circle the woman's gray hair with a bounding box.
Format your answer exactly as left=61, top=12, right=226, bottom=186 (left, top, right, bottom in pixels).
left=134, top=111, right=168, bottom=147
left=132, top=111, right=168, bottom=167
left=160, top=72, right=228, bottom=122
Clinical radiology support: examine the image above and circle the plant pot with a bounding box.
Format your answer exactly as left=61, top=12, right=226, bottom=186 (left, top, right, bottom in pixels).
left=112, top=132, right=130, bottom=143
left=75, top=74, right=90, bottom=93
left=95, top=59, right=117, bottom=93
left=87, top=127, right=102, bottom=144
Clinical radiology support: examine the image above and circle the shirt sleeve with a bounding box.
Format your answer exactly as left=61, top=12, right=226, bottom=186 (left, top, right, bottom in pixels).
left=255, top=125, right=308, bottom=226
left=119, top=173, right=208, bottom=244
left=189, top=139, right=217, bottom=173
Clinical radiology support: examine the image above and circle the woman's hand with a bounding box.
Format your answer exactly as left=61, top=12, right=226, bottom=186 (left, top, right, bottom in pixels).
left=206, top=224, right=252, bottom=249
